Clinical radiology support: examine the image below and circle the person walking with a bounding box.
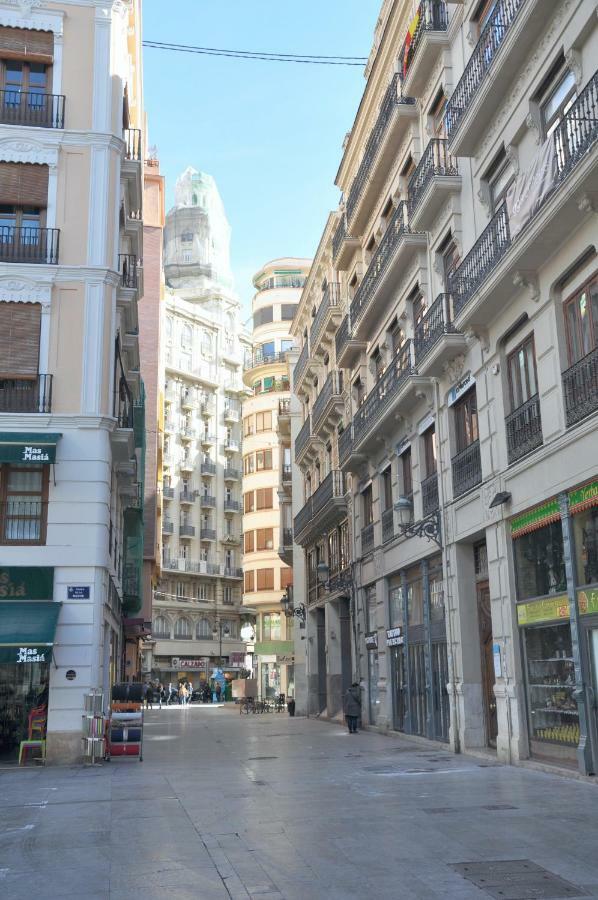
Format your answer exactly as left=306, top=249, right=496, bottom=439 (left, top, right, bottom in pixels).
left=142, top=681, right=152, bottom=710
left=213, top=680, right=222, bottom=704
left=344, top=682, right=361, bottom=734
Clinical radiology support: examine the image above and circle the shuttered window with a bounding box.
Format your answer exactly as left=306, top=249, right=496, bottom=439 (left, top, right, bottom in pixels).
left=0, top=163, right=48, bottom=206
left=0, top=27, right=53, bottom=62
left=0, top=302, right=41, bottom=376
left=256, top=568, right=274, bottom=591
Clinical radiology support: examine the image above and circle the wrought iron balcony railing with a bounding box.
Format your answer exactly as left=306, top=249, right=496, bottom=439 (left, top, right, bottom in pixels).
left=223, top=566, right=243, bottom=579
left=118, top=253, right=138, bottom=289
left=452, top=440, right=482, bottom=498
left=294, top=340, right=310, bottom=385
left=224, top=499, right=241, bottom=512
left=335, top=314, right=350, bottom=360
left=421, top=473, right=439, bottom=516
left=361, top=523, right=375, bottom=555
left=201, top=461, right=216, bottom=475
left=179, top=524, right=195, bottom=537
left=179, top=491, right=196, bottom=503
left=0, top=226, right=59, bottom=264
left=505, top=394, right=543, bottom=463
left=295, top=414, right=312, bottom=458
left=408, top=138, right=458, bottom=215
left=244, top=349, right=288, bottom=371
left=124, top=128, right=142, bottom=161
left=224, top=467, right=240, bottom=480
left=294, top=496, right=313, bottom=539
left=0, top=499, right=47, bottom=544
left=256, top=274, right=306, bottom=292
left=0, top=90, right=65, bottom=128
left=200, top=494, right=216, bottom=507
left=450, top=203, right=511, bottom=318
left=339, top=424, right=353, bottom=467
left=162, top=520, right=174, bottom=534
left=399, top=0, right=448, bottom=81
left=446, top=0, right=527, bottom=141
left=278, top=398, right=291, bottom=416
left=282, top=464, right=292, bottom=482
left=332, top=215, right=346, bottom=262
left=311, top=470, right=345, bottom=518
left=414, top=295, right=456, bottom=364
left=0, top=374, right=52, bottom=413
left=310, top=282, right=341, bottom=350
left=382, top=508, right=394, bottom=544
left=163, top=487, right=175, bottom=499
left=562, top=346, right=598, bottom=428
left=312, top=371, right=344, bottom=431
left=353, top=341, right=414, bottom=448
left=200, top=528, right=216, bottom=540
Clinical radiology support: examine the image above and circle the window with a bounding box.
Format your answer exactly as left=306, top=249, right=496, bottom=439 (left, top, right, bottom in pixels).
left=438, top=232, right=460, bottom=288
left=196, top=618, right=211, bottom=639
left=256, top=411, right=272, bottom=432
left=423, top=426, right=437, bottom=476
left=412, top=290, right=427, bottom=330
left=353, top=377, right=365, bottom=408
left=429, top=89, right=447, bottom=137
left=280, top=568, right=293, bottom=591
left=281, top=304, right=296, bottom=320
left=263, top=612, right=281, bottom=640
left=256, top=487, right=273, bottom=510
left=243, top=415, right=254, bottom=437
left=540, top=61, right=576, bottom=140
left=198, top=583, right=211, bottom=601
left=201, top=331, right=213, bottom=355
left=362, top=484, right=373, bottom=526
left=573, top=506, right=598, bottom=587
left=514, top=520, right=566, bottom=600
left=507, top=335, right=538, bottom=411
left=371, top=346, right=384, bottom=380
left=256, top=528, right=273, bottom=551
left=454, top=388, right=479, bottom=453
left=401, top=447, right=413, bottom=498
left=0, top=463, right=48, bottom=544
left=389, top=318, right=405, bottom=354
left=243, top=454, right=254, bottom=476
left=153, top=616, right=170, bottom=639
left=261, top=341, right=275, bottom=359
left=0, top=301, right=41, bottom=383
left=564, top=275, right=598, bottom=365
left=381, top=467, right=393, bottom=511
left=174, top=617, right=192, bottom=639
left=256, top=568, right=274, bottom=591
left=181, top=324, right=192, bottom=348
left=253, top=306, right=273, bottom=328
left=244, top=492, right=254, bottom=513
left=181, top=232, right=193, bottom=242
left=222, top=586, right=234, bottom=605
left=472, top=0, right=498, bottom=33
left=484, top=148, right=515, bottom=214
left=365, top=584, right=377, bottom=632
left=281, top=338, right=294, bottom=351
left=244, top=570, right=254, bottom=592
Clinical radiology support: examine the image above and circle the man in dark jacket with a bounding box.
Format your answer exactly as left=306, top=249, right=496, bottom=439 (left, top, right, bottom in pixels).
left=344, top=682, right=361, bottom=734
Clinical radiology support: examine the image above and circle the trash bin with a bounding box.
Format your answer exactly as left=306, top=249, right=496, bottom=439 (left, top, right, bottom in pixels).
left=287, top=699, right=296, bottom=717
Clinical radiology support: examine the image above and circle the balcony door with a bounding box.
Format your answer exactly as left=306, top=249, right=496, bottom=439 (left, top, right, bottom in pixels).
left=0, top=301, right=41, bottom=412
left=564, top=275, right=598, bottom=366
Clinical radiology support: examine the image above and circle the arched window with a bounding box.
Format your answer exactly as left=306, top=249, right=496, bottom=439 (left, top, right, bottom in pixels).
left=221, top=619, right=236, bottom=639
left=196, top=618, right=211, bottom=639
left=153, top=616, right=170, bottom=639
left=174, top=617, right=192, bottom=639
left=181, top=324, right=192, bottom=348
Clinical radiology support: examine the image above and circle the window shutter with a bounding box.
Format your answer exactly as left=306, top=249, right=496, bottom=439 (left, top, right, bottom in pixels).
left=0, top=302, right=41, bottom=375
left=0, top=163, right=49, bottom=206
left=0, top=26, right=53, bottom=61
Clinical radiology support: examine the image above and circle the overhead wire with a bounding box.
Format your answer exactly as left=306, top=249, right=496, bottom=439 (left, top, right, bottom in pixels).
left=143, top=39, right=368, bottom=66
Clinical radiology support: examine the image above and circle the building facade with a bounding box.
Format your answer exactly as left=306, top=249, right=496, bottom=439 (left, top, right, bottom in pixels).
left=242, top=259, right=310, bottom=700
left=292, top=0, right=598, bottom=775
left=0, top=0, right=146, bottom=762
left=148, top=168, right=251, bottom=688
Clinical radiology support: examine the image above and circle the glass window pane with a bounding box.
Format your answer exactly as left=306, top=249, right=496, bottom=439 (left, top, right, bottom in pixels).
left=514, top=520, right=566, bottom=600
left=7, top=467, right=43, bottom=491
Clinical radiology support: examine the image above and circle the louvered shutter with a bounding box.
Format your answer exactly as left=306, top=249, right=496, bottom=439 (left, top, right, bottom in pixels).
left=0, top=163, right=48, bottom=206
left=0, top=302, right=41, bottom=375
left=0, top=26, right=53, bottom=61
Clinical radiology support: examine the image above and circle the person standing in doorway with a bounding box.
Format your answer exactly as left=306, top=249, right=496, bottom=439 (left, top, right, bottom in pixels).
left=344, top=682, right=361, bottom=734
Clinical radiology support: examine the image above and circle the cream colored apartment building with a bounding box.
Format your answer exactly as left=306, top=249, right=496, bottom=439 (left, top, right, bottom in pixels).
left=292, top=0, right=598, bottom=776
left=0, top=0, right=146, bottom=762
left=242, top=259, right=310, bottom=700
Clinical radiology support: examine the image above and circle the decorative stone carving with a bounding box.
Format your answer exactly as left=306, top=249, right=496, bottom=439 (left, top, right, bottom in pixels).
left=442, top=353, right=465, bottom=385
left=465, top=326, right=490, bottom=353
left=505, top=144, right=520, bottom=176
left=565, top=48, right=582, bottom=86
left=525, top=111, right=541, bottom=146
left=0, top=138, right=58, bottom=167
left=0, top=277, right=52, bottom=304
left=0, top=1, right=61, bottom=34
left=477, top=185, right=491, bottom=213
left=513, top=271, right=540, bottom=303
left=6, top=0, right=41, bottom=14
left=577, top=193, right=596, bottom=214
left=465, top=25, right=476, bottom=48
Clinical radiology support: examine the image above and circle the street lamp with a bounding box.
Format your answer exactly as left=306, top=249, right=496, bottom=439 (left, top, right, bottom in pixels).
left=394, top=494, right=442, bottom=547
left=212, top=621, right=231, bottom=664
left=280, top=585, right=306, bottom=626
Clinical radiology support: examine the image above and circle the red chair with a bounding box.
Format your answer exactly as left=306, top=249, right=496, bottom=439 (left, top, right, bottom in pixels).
left=19, top=705, right=47, bottom=766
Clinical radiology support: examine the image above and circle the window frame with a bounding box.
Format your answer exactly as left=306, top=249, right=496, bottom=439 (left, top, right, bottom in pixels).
left=563, top=273, right=598, bottom=366
left=453, top=387, right=479, bottom=453
left=0, top=462, right=48, bottom=545
left=507, top=333, right=538, bottom=412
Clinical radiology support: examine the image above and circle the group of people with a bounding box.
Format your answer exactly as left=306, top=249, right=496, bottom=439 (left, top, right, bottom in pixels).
left=142, top=679, right=226, bottom=708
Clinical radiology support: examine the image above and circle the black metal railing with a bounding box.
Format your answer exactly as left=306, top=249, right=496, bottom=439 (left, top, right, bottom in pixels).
left=562, top=346, right=598, bottom=428
left=0, top=375, right=52, bottom=413
left=0, top=90, right=65, bottom=128
left=310, top=282, right=341, bottom=349
left=224, top=467, right=240, bottom=480
left=295, top=414, right=312, bottom=458
left=332, top=215, right=347, bottom=262
left=505, top=394, right=543, bottom=463
left=408, top=139, right=458, bottom=215
left=279, top=398, right=291, bottom=416
left=294, top=497, right=313, bottom=539
left=163, top=487, right=175, bottom=499
left=223, top=403, right=240, bottom=419
left=200, top=495, right=216, bottom=507
left=294, top=340, right=310, bottom=385
left=118, top=253, right=138, bottom=289
left=200, top=528, right=216, bottom=540
left=162, top=520, right=174, bottom=534
left=414, top=295, right=456, bottom=364
left=201, top=433, right=216, bottom=444
left=382, top=507, right=394, bottom=544
left=312, top=371, right=344, bottom=430
left=282, top=527, right=293, bottom=546
left=0, top=500, right=46, bottom=544
left=223, top=566, right=243, bottom=579
left=179, top=524, right=195, bottom=537
left=179, top=491, right=196, bottom=503
left=282, top=464, right=292, bottom=481
left=0, top=226, right=59, bottom=264
left=350, top=202, right=418, bottom=329
left=224, top=499, right=241, bottom=512
left=347, top=75, right=416, bottom=223
left=244, top=349, right=288, bottom=370
left=449, top=203, right=510, bottom=317
left=452, top=440, right=482, bottom=498
left=201, top=461, right=216, bottom=475
left=361, top=523, right=375, bottom=555
left=335, top=314, right=350, bottom=360
left=256, top=274, right=306, bottom=292
left=399, top=0, right=449, bottom=81
left=353, top=341, right=414, bottom=447
left=312, top=470, right=345, bottom=517
left=421, top=473, right=439, bottom=516
left=339, top=425, right=353, bottom=466
left=552, top=70, right=598, bottom=179
left=446, top=0, right=526, bottom=141
left=124, top=128, right=142, bottom=161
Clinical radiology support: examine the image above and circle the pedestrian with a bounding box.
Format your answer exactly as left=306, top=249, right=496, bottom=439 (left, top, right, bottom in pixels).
left=142, top=681, right=152, bottom=710
left=179, top=683, right=188, bottom=705
left=167, top=682, right=173, bottom=705
left=344, top=682, right=361, bottom=734
left=213, top=680, right=222, bottom=704
left=157, top=682, right=163, bottom=709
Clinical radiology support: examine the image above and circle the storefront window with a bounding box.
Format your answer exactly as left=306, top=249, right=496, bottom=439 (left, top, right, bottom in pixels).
left=429, top=557, right=445, bottom=623
left=261, top=662, right=280, bottom=700
left=0, top=662, right=49, bottom=761
left=573, top=506, right=598, bottom=587
left=407, top=569, right=423, bottom=627
left=514, top=520, right=566, bottom=600
left=368, top=649, right=379, bottom=725
left=389, top=579, right=404, bottom=628
left=262, top=613, right=281, bottom=641
left=524, top=623, right=578, bottom=751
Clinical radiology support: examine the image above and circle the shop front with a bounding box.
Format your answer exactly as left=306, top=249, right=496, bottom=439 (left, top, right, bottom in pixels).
left=0, top=566, right=60, bottom=761
left=387, top=555, right=449, bottom=741
left=513, top=480, right=598, bottom=773
left=253, top=640, right=294, bottom=700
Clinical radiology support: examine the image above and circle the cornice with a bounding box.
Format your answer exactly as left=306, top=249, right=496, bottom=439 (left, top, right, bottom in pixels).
left=0, top=0, right=64, bottom=33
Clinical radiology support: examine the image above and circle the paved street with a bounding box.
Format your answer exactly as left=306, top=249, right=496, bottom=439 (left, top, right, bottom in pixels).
left=2, top=707, right=598, bottom=899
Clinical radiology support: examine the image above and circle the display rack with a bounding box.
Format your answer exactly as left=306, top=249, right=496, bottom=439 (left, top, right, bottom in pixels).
left=106, top=685, right=143, bottom=761
left=82, top=690, right=105, bottom=765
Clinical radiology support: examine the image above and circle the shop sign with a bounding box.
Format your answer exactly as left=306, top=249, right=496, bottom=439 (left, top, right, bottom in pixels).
left=511, top=497, right=561, bottom=538
left=277, top=654, right=295, bottom=664
left=67, top=586, right=90, bottom=600
left=171, top=658, right=207, bottom=670
left=16, top=647, right=50, bottom=663
left=66, top=669, right=77, bottom=681
left=365, top=631, right=378, bottom=649
left=0, top=567, right=54, bottom=600
left=448, top=373, right=474, bottom=407
left=517, top=589, right=598, bottom=626
left=569, top=480, right=598, bottom=515
left=386, top=627, right=403, bottom=647
left=229, top=652, right=245, bottom=666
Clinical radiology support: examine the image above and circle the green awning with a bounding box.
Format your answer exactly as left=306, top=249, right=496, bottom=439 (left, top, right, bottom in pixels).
left=0, top=432, right=62, bottom=464
left=0, top=601, right=62, bottom=663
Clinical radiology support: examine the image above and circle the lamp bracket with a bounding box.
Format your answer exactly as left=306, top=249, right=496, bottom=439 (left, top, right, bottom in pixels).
left=397, top=509, right=442, bottom=548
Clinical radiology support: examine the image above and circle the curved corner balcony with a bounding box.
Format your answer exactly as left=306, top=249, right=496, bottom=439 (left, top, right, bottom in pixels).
left=408, top=139, right=460, bottom=231
left=400, top=0, right=449, bottom=98
left=414, top=294, right=466, bottom=376
left=243, top=349, right=288, bottom=386
left=446, top=0, right=546, bottom=156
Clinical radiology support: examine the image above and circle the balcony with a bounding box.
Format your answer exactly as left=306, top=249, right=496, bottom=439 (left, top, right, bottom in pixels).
left=293, top=340, right=310, bottom=389
left=179, top=491, right=196, bottom=504
left=421, top=474, right=439, bottom=517
left=281, top=464, right=292, bottom=485
left=278, top=398, right=291, bottom=436
left=350, top=202, right=426, bottom=339
left=279, top=526, right=293, bottom=566
left=180, top=428, right=195, bottom=442
left=221, top=532, right=240, bottom=544
left=414, top=294, right=466, bottom=375
left=118, top=253, right=138, bottom=289
left=162, top=520, right=174, bottom=534
left=244, top=349, right=288, bottom=375
left=223, top=404, right=240, bottom=422
left=224, top=499, right=241, bottom=513
left=163, top=487, right=175, bottom=500
left=179, top=458, right=194, bottom=473
left=452, top=440, right=482, bottom=499
left=224, top=467, right=240, bottom=481
left=0, top=90, right=65, bottom=129
left=200, top=494, right=216, bottom=508
left=382, top=508, right=394, bottom=544
left=0, top=226, right=59, bottom=264
left=505, top=394, right=543, bottom=464
left=295, top=414, right=313, bottom=463
left=562, top=347, right=598, bottom=429
left=282, top=527, right=293, bottom=547
left=223, top=566, right=243, bottom=579
left=335, top=315, right=367, bottom=370
left=312, top=371, right=344, bottom=434
left=200, top=528, right=216, bottom=541
left=361, top=523, right=375, bottom=556
left=200, top=398, right=214, bottom=417
left=400, top=0, right=449, bottom=98
left=346, top=75, right=417, bottom=234
left=201, top=461, right=216, bottom=476
left=181, top=392, right=198, bottom=410
left=0, top=375, right=52, bottom=413
left=200, top=432, right=216, bottom=446
left=124, top=128, right=142, bottom=162
left=179, top=524, right=195, bottom=538
left=224, top=439, right=240, bottom=453
left=295, top=470, right=347, bottom=547
left=310, top=283, right=342, bottom=355
left=408, top=139, right=460, bottom=230
left=446, top=0, right=545, bottom=156
left=162, top=557, right=223, bottom=577
left=339, top=424, right=353, bottom=469
left=332, top=214, right=359, bottom=271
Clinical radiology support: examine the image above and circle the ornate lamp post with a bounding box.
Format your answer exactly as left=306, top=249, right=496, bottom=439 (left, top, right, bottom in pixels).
left=280, top=584, right=306, bottom=626
left=394, top=494, right=442, bottom=547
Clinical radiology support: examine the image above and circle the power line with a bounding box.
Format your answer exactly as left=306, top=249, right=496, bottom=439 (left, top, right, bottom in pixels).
left=143, top=40, right=367, bottom=66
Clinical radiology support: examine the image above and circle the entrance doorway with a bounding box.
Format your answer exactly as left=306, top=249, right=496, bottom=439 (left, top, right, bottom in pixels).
left=477, top=580, right=498, bottom=747
left=339, top=597, right=352, bottom=701
left=316, top=607, right=326, bottom=714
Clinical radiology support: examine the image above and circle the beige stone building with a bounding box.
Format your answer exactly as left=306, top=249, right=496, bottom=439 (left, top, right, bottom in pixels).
left=292, top=0, right=598, bottom=776
left=242, top=259, right=310, bottom=700
left=0, top=0, right=146, bottom=762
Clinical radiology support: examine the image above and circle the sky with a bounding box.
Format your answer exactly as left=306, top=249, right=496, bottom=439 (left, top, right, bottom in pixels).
left=142, top=0, right=381, bottom=317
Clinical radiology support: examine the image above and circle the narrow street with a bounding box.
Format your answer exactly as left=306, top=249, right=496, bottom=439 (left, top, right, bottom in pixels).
left=2, top=708, right=598, bottom=899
